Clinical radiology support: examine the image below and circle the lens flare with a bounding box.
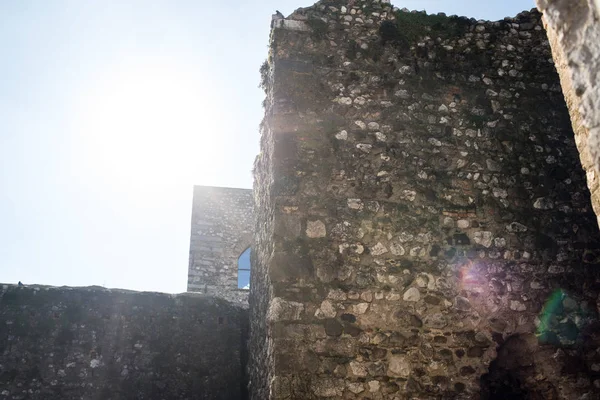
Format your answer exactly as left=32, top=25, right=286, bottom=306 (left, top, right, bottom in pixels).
left=537, top=289, right=566, bottom=338
left=459, top=259, right=485, bottom=292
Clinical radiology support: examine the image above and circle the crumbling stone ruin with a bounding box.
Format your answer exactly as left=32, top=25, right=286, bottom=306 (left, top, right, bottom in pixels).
left=2, top=1, right=600, bottom=399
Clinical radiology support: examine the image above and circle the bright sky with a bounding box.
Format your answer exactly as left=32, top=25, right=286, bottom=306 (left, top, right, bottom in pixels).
left=0, top=0, right=534, bottom=293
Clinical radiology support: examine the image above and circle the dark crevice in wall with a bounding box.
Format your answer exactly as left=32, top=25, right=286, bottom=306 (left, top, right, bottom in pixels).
left=480, top=334, right=557, bottom=399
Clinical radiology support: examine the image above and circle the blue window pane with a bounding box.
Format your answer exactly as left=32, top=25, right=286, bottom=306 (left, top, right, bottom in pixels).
left=238, top=247, right=251, bottom=289
left=239, top=248, right=251, bottom=271
left=238, top=270, right=250, bottom=290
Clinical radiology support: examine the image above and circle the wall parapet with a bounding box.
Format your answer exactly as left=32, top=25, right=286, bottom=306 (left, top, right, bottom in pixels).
left=0, top=284, right=249, bottom=399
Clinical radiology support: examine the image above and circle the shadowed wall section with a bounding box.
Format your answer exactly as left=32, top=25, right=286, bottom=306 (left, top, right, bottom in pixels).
left=0, top=284, right=248, bottom=400
left=251, top=1, right=600, bottom=398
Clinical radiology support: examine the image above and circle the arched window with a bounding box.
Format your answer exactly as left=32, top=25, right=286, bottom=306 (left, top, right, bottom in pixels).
left=237, top=247, right=251, bottom=290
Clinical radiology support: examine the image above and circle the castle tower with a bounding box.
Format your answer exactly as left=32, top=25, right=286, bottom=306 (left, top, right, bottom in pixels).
left=249, top=2, right=600, bottom=398
left=187, top=185, right=253, bottom=306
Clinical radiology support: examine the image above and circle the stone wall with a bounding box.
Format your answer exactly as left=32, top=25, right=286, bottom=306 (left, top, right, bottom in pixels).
left=0, top=284, right=248, bottom=400
left=248, top=116, right=276, bottom=396
left=535, top=0, right=600, bottom=228
left=252, top=1, right=600, bottom=398
left=188, top=185, right=253, bottom=305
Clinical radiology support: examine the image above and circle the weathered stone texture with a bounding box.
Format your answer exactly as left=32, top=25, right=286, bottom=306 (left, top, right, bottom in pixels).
left=536, top=0, right=600, bottom=229
left=188, top=185, right=253, bottom=305
left=0, top=284, right=248, bottom=399
left=252, top=1, right=600, bottom=398
left=248, top=86, right=276, bottom=400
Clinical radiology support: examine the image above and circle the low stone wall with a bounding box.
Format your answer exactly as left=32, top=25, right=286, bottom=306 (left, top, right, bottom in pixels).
left=0, top=284, right=248, bottom=400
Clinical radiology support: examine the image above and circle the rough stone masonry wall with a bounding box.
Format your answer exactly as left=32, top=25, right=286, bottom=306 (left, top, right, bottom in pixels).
left=535, top=0, right=600, bottom=228
left=252, top=1, right=600, bottom=399
left=0, top=284, right=248, bottom=400
left=188, top=185, right=253, bottom=305
left=248, top=116, right=276, bottom=396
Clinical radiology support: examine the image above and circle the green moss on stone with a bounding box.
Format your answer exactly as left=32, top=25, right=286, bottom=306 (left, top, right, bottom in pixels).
left=381, top=11, right=471, bottom=47
left=306, top=17, right=328, bottom=41
left=259, top=60, right=269, bottom=92
left=395, top=11, right=470, bottom=42
left=467, top=114, right=487, bottom=127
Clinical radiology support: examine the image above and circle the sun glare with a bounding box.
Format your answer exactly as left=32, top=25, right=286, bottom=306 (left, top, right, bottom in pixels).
left=71, top=59, right=219, bottom=188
